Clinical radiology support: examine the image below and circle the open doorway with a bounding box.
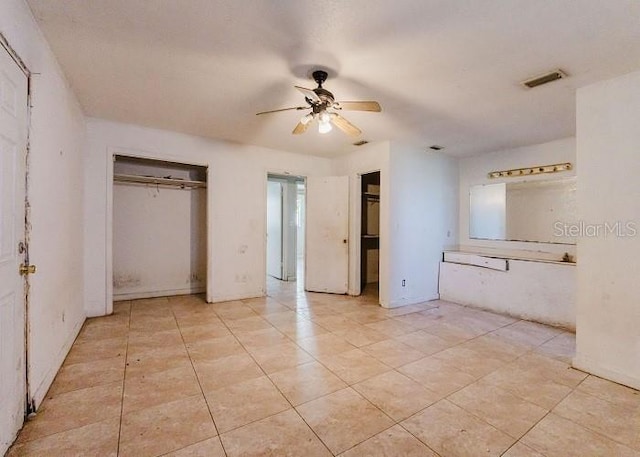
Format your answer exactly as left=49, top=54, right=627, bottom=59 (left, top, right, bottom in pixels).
left=360, top=171, right=380, bottom=300
left=266, top=174, right=305, bottom=291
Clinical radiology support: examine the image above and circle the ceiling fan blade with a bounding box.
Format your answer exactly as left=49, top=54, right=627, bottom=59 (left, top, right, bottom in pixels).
left=292, top=120, right=311, bottom=135
left=334, top=101, right=382, bottom=112
left=256, top=106, right=307, bottom=116
left=330, top=113, right=362, bottom=137
left=294, top=86, right=321, bottom=103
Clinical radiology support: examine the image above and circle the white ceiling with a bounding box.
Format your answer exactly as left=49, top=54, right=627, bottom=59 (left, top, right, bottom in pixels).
left=26, top=0, right=640, bottom=157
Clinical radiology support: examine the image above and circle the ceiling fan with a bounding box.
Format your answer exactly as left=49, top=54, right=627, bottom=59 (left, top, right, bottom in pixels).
left=256, top=70, right=382, bottom=136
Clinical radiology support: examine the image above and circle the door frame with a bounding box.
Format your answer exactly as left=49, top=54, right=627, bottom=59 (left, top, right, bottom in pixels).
left=105, top=147, right=210, bottom=313
left=263, top=172, right=306, bottom=292
left=0, top=33, right=33, bottom=419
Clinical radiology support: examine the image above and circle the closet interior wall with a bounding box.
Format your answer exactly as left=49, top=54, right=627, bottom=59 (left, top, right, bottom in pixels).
left=112, top=156, right=207, bottom=300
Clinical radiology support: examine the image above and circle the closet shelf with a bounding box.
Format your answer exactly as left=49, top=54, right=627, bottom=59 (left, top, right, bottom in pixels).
left=114, top=173, right=207, bottom=189
left=362, top=192, right=380, bottom=200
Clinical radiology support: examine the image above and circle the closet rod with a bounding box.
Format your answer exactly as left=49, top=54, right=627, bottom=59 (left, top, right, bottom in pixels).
left=113, top=173, right=207, bottom=189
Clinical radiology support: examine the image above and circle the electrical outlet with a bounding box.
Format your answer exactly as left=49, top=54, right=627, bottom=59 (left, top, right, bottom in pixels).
left=402, top=279, right=406, bottom=287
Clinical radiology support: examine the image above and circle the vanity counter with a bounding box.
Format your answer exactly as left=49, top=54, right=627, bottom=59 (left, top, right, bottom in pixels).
left=439, top=250, right=575, bottom=329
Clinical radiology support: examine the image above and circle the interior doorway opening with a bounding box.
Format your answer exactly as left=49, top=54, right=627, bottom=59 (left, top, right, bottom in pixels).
left=360, top=171, right=380, bottom=300
left=266, top=174, right=305, bottom=291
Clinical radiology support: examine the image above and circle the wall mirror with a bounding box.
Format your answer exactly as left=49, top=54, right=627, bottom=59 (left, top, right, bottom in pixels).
left=469, top=177, right=577, bottom=244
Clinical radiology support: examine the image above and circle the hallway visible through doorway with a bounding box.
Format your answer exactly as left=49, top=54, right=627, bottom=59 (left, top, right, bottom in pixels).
left=266, top=175, right=305, bottom=289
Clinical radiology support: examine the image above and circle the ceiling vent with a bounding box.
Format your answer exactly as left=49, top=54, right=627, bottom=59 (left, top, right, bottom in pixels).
left=353, top=140, right=369, bottom=146
left=522, top=69, right=568, bottom=89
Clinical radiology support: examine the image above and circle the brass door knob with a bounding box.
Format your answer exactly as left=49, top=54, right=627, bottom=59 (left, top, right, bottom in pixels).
left=19, top=264, right=36, bottom=276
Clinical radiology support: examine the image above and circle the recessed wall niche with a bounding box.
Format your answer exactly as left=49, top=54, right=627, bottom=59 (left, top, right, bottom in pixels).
left=112, top=155, right=207, bottom=300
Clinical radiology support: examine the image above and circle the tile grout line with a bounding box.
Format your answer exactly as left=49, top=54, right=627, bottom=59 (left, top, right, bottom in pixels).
left=543, top=374, right=640, bottom=453
left=115, top=300, right=132, bottom=457
left=250, top=295, right=404, bottom=451
left=170, top=298, right=228, bottom=457
left=497, top=385, right=575, bottom=456
left=394, top=420, right=445, bottom=457
left=240, top=301, right=420, bottom=455
left=273, top=294, right=592, bottom=455
left=212, top=300, right=335, bottom=456
left=371, top=318, right=573, bottom=456
left=392, top=322, right=581, bottom=457
left=257, top=297, right=526, bottom=455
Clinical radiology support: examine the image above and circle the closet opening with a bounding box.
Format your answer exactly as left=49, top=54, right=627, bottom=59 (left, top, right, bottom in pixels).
left=360, top=171, right=380, bottom=299
left=112, top=155, right=208, bottom=301
left=266, top=174, right=305, bottom=291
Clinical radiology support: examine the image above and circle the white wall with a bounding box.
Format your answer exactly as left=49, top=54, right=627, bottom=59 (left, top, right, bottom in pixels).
left=333, top=142, right=391, bottom=304
left=574, top=70, right=640, bottom=390
left=387, top=144, right=459, bottom=308
left=84, top=119, right=333, bottom=316
left=459, top=137, right=577, bottom=260
left=0, top=0, right=87, bottom=417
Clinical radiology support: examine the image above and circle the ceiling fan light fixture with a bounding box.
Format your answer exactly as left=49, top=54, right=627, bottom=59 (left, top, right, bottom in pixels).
left=318, top=120, right=332, bottom=134
left=318, top=111, right=332, bottom=133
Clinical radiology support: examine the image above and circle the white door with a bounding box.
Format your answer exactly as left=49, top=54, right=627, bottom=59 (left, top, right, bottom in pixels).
left=266, top=180, right=283, bottom=279
left=0, top=46, right=28, bottom=453
left=305, top=176, right=349, bottom=293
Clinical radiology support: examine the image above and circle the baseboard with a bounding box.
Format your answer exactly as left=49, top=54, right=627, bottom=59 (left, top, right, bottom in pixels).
left=384, top=294, right=440, bottom=309
left=113, top=287, right=205, bottom=301
left=209, top=291, right=266, bottom=303
left=30, top=315, right=85, bottom=409
left=573, top=354, right=640, bottom=391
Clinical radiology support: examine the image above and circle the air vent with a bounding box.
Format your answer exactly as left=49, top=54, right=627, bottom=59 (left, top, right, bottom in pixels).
left=429, top=145, right=444, bottom=151
left=522, top=69, right=567, bottom=89
left=353, top=140, right=369, bottom=146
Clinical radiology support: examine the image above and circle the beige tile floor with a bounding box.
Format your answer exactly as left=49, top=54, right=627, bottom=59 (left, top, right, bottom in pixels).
left=8, top=279, right=640, bottom=457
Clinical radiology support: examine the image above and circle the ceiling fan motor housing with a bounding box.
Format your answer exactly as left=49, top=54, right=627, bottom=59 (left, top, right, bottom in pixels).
left=313, top=87, right=334, bottom=105
left=310, top=71, right=334, bottom=106
left=312, top=70, right=328, bottom=87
